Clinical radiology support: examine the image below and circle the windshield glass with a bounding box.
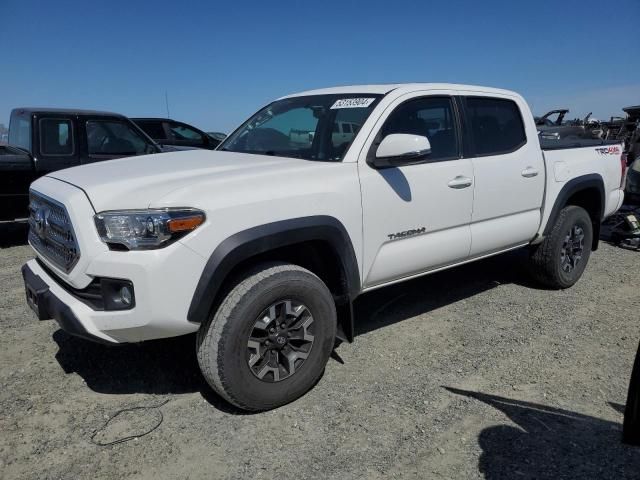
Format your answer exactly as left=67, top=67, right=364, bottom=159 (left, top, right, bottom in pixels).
left=219, top=94, right=383, bottom=161
left=9, top=114, right=31, bottom=151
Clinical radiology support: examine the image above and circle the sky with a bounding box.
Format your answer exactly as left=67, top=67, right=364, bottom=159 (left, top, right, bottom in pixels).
left=1, top=0, right=639, bottom=133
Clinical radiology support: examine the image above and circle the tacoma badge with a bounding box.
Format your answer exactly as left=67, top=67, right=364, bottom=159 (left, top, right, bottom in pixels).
left=388, top=227, right=426, bottom=240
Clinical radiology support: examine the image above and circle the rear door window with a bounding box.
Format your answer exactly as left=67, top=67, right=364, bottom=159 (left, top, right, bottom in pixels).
left=465, top=97, right=526, bottom=156
left=39, top=118, right=74, bottom=156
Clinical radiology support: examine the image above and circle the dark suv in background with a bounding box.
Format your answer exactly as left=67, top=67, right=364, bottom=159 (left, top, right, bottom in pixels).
left=133, top=118, right=221, bottom=150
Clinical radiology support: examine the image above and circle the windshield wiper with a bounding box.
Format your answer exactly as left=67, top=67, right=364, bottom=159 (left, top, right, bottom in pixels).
left=221, top=149, right=306, bottom=159
left=262, top=150, right=306, bottom=159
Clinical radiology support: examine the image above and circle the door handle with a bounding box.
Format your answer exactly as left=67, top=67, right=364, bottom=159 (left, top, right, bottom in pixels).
left=448, top=176, right=473, bottom=189
left=521, top=167, right=539, bottom=178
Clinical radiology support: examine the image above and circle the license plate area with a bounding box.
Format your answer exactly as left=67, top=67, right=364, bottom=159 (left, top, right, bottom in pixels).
left=23, top=267, right=52, bottom=320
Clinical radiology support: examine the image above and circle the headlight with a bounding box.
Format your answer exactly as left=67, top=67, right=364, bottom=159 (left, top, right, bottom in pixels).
left=94, top=208, right=205, bottom=250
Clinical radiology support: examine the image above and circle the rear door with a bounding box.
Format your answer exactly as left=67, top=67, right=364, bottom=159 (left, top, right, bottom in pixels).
left=460, top=95, right=544, bottom=256
left=34, top=114, right=80, bottom=173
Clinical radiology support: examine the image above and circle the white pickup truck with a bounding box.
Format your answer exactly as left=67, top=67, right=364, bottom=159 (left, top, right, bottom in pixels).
left=22, top=84, right=626, bottom=411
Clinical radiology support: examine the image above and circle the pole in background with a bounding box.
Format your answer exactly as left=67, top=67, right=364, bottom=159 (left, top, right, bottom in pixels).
left=165, top=91, right=170, bottom=119
left=624, top=341, right=640, bottom=445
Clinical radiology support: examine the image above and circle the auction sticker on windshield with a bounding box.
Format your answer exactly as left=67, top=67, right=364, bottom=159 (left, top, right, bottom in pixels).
left=330, top=98, right=376, bottom=109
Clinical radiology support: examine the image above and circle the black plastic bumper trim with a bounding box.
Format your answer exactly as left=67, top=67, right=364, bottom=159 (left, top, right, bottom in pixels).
left=35, top=258, right=135, bottom=311
left=21, top=263, right=114, bottom=345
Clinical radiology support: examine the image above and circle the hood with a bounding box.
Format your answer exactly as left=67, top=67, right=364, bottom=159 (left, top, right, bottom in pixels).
left=46, top=150, right=323, bottom=212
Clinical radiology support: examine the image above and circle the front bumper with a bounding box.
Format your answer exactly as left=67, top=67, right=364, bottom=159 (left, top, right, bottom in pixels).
left=22, top=263, right=112, bottom=344
left=22, top=240, right=206, bottom=344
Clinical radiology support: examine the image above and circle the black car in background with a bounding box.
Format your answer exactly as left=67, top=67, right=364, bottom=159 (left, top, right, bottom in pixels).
left=133, top=118, right=221, bottom=150
left=207, top=131, right=227, bottom=143
left=1, top=108, right=161, bottom=221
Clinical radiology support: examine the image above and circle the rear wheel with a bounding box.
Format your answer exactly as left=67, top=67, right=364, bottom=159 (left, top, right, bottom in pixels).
left=529, top=205, right=593, bottom=289
left=197, top=262, right=336, bottom=411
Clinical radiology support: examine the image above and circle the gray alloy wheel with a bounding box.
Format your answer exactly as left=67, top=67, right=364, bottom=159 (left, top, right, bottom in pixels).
left=247, top=300, right=315, bottom=382
left=529, top=205, right=592, bottom=289
left=560, top=225, right=585, bottom=273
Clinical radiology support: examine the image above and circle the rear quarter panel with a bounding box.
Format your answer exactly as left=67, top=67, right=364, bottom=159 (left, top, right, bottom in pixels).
left=539, top=143, right=624, bottom=235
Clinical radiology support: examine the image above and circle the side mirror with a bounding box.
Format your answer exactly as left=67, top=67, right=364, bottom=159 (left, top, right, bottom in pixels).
left=370, top=134, right=431, bottom=169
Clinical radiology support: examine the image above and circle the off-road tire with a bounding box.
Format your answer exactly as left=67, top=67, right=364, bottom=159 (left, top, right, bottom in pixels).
left=196, top=262, right=336, bottom=411
left=529, top=205, right=593, bottom=289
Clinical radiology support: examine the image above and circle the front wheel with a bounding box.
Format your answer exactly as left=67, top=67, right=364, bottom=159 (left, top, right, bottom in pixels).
left=529, top=205, right=593, bottom=289
left=196, top=262, right=336, bottom=411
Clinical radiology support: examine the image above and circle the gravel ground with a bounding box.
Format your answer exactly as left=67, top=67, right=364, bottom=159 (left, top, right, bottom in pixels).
left=1, top=222, right=639, bottom=479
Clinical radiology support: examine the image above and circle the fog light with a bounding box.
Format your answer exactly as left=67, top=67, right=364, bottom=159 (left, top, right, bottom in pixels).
left=101, top=278, right=135, bottom=311
left=120, top=286, right=132, bottom=306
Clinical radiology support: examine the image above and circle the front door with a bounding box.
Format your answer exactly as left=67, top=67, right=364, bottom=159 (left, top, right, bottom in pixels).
left=359, top=94, right=474, bottom=288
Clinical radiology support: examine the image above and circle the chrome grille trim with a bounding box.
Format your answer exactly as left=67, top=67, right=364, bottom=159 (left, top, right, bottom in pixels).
left=28, top=191, right=80, bottom=273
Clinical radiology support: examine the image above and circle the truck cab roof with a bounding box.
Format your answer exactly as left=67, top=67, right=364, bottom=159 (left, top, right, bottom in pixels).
left=11, top=108, right=125, bottom=117
left=281, top=83, right=521, bottom=99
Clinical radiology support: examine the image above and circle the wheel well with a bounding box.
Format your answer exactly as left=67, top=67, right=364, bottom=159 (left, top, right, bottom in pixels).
left=229, top=241, right=347, bottom=296
left=565, top=187, right=602, bottom=250
left=211, top=240, right=354, bottom=342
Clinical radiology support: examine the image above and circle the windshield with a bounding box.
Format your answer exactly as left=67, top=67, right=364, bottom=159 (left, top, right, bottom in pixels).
left=219, top=94, right=383, bottom=161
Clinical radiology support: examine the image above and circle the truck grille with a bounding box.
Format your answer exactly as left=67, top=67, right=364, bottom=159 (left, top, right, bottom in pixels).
left=28, top=191, right=80, bottom=273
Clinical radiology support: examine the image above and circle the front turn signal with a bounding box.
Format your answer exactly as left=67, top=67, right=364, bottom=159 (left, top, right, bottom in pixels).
left=167, top=214, right=205, bottom=233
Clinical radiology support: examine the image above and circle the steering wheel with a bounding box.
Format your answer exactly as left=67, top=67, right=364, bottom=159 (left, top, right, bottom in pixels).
left=99, top=135, right=110, bottom=153
left=246, top=128, right=289, bottom=151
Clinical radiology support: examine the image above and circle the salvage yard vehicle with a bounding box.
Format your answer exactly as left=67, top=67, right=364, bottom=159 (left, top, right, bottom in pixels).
left=619, top=106, right=640, bottom=163
left=1, top=108, right=161, bottom=221
left=207, top=131, right=227, bottom=142
left=625, top=158, right=640, bottom=204
left=536, top=108, right=603, bottom=140
left=21, top=83, right=626, bottom=411
left=133, top=118, right=222, bottom=150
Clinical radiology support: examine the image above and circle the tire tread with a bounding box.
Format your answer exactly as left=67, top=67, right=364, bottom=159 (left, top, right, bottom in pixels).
left=196, top=262, right=330, bottom=411
left=529, top=205, right=592, bottom=289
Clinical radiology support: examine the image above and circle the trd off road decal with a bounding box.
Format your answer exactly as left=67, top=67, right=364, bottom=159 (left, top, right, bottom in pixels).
left=595, top=146, right=621, bottom=155
left=387, top=227, right=426, bottom=240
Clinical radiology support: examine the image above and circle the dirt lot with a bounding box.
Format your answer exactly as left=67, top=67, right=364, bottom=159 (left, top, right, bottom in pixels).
left=1, top=223, right=639, bottom=479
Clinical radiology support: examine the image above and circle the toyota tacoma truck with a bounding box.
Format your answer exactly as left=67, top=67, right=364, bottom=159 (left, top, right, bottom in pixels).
left=21, top=84, right=626, bottom=411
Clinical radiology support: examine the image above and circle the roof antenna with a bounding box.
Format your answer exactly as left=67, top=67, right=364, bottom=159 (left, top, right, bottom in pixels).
left=165, top=91, right=171, bottom=118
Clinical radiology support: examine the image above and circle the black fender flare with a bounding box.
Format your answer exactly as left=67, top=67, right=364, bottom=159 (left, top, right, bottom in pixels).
left=187, top=216, right=360, bottom=341
left=543, top=173, right=605, bottom=249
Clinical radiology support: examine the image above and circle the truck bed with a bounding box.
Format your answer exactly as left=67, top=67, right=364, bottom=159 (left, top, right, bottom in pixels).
left=539, top=137, right=621, bottom=151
